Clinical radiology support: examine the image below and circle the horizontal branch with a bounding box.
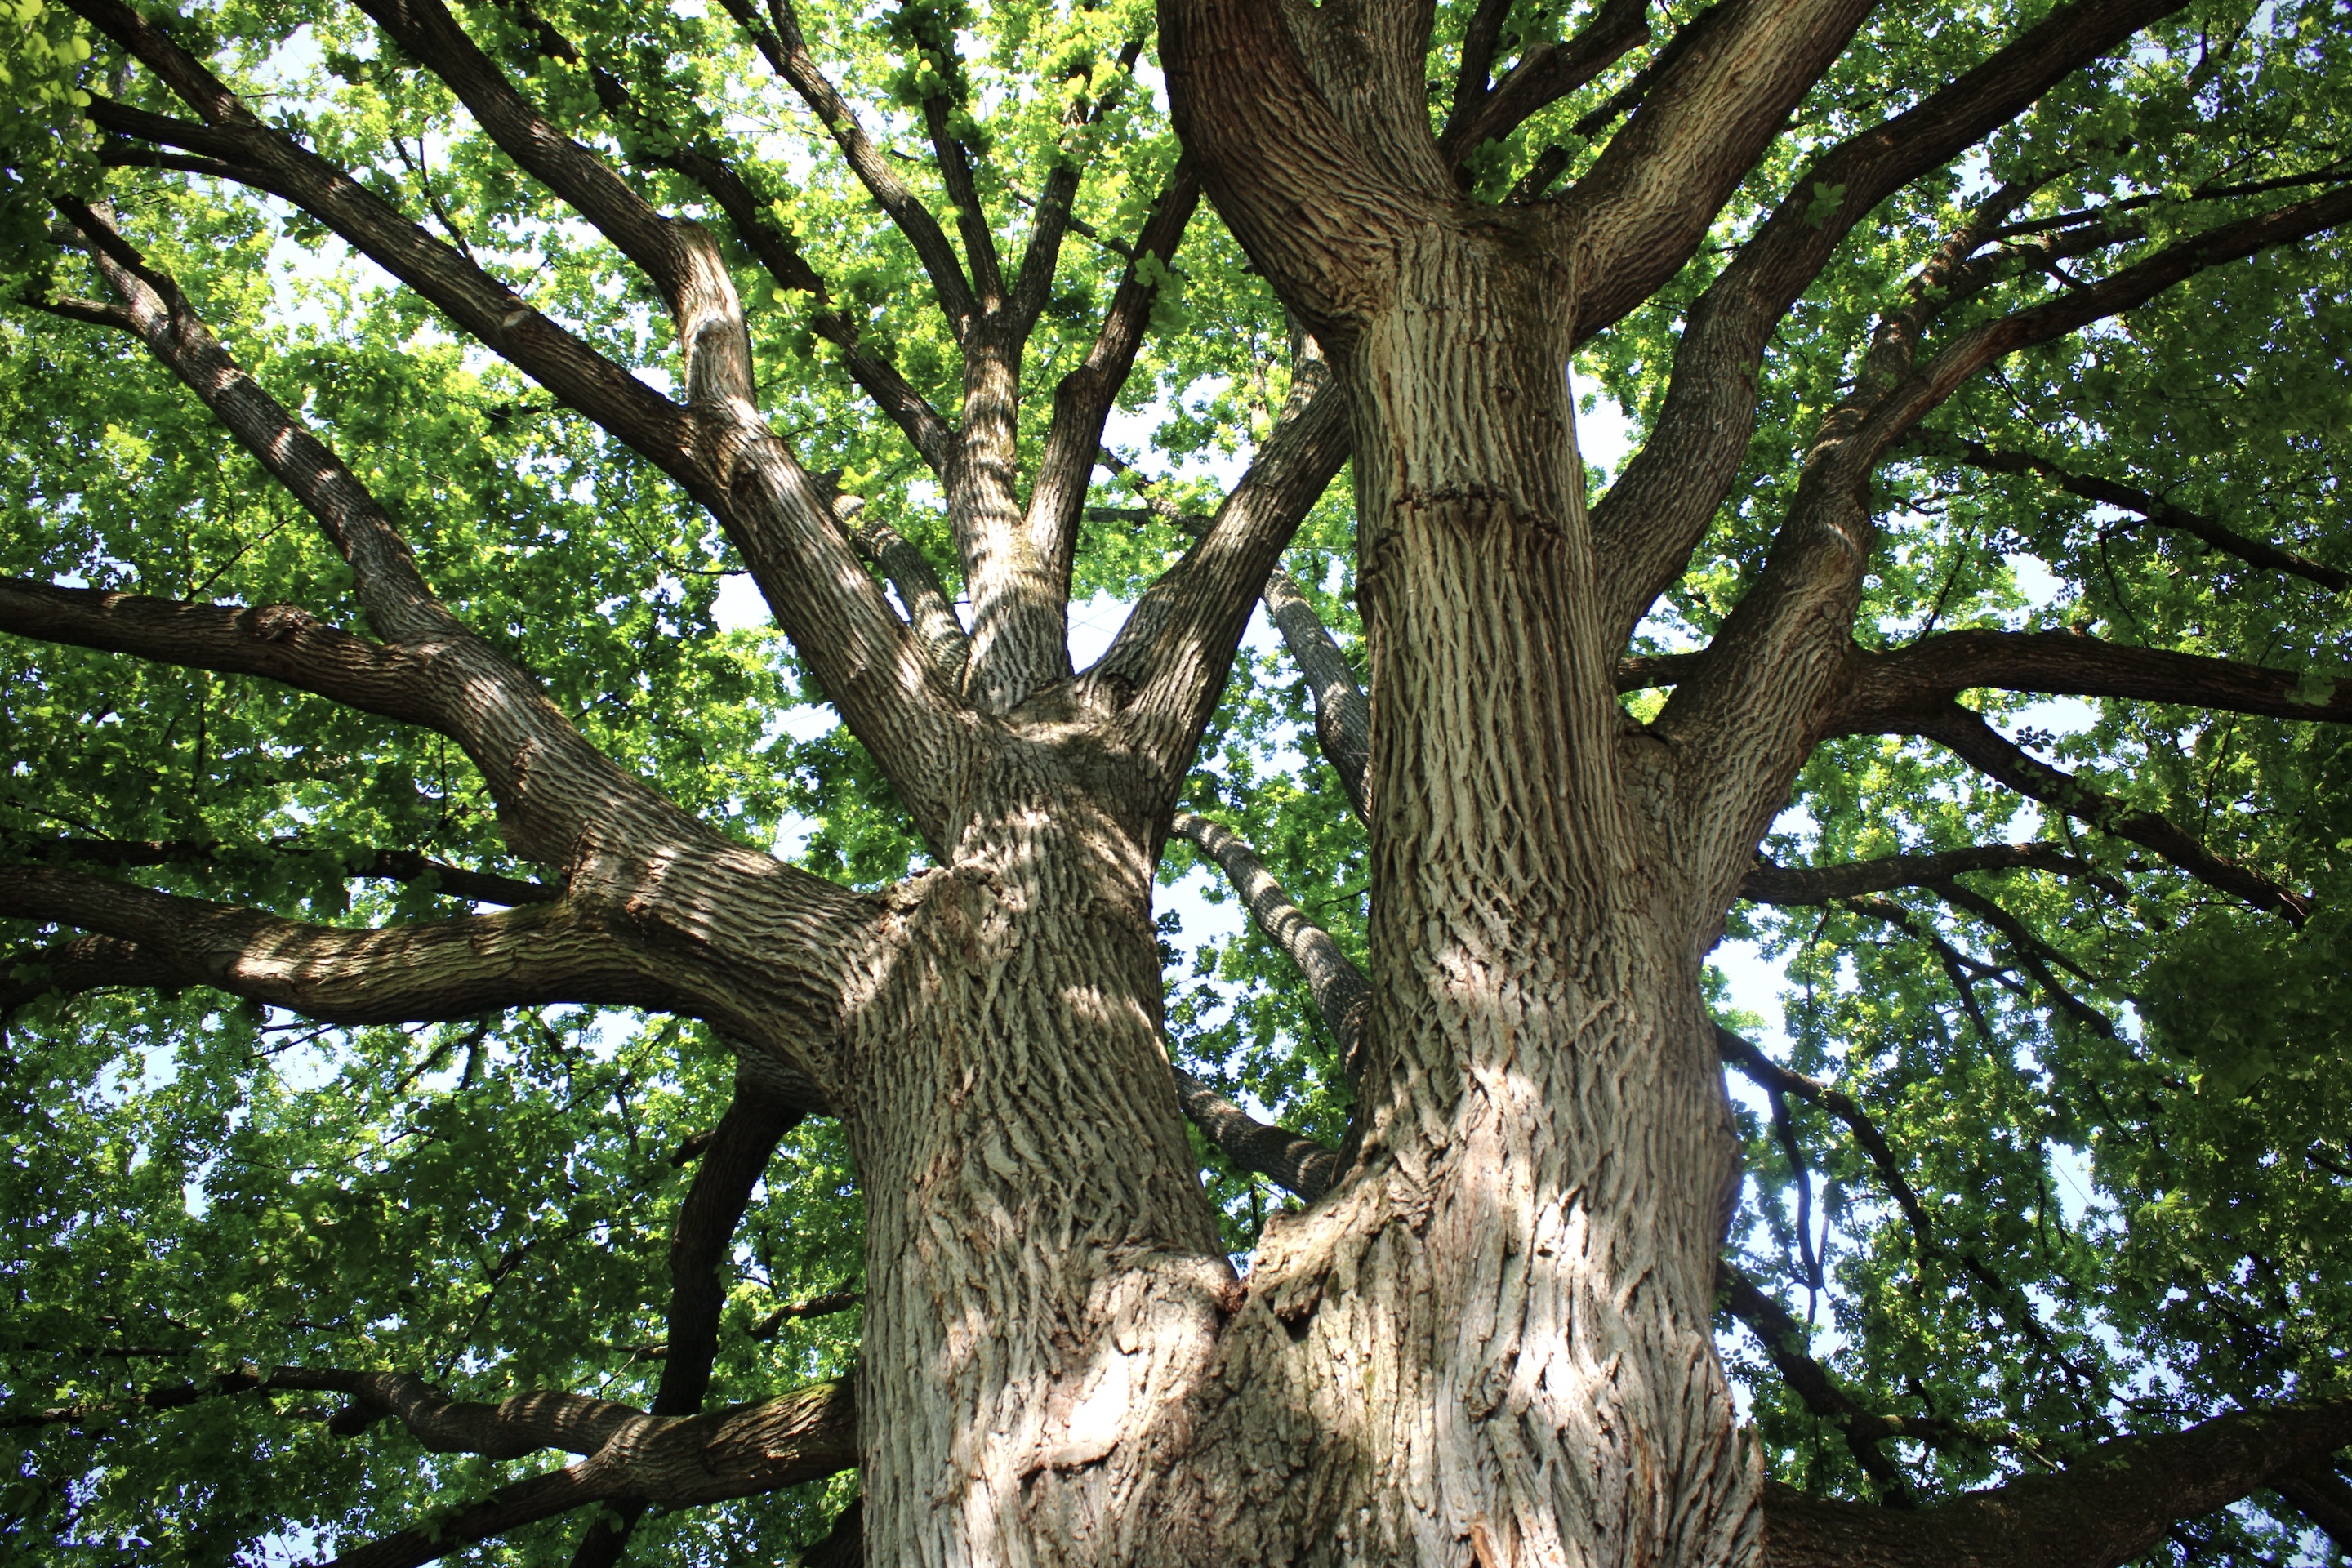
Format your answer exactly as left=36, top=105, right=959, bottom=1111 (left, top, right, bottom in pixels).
left=1742, top=845, right=2123, bottom=906
left=1911, top=434, right=2350, bottom=592
left=1844, top=630, right=2352, bottom=730
left=5, top=835, right=550, bottom=907
left=327, top=1379, right=856, bottom=1568
left=1765, top=1398, right=2352, bottom=1568
left=2, top=866, right=677, bottom=1026
left=0, top=578, right=439, bottom=728
left=1902, top=704, right=2310, bottom=923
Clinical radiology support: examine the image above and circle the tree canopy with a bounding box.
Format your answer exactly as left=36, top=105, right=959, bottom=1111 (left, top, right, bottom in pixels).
left=2, top=0, right=2350, bottom=1561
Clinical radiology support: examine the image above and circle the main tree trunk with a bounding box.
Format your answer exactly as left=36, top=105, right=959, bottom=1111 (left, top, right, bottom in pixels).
left=841, top=225, right=1757, bottom=1568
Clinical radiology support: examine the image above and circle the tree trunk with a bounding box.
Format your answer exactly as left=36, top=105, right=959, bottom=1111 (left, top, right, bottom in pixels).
left=835, top=225, right=1757, bottom=1568
left=843, top=733, right=1236, bottom=1566
left=1131, top=224, right=1759, bottom=1568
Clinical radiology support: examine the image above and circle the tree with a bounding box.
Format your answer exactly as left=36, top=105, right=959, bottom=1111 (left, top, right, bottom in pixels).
left=2, top=0, right=2350, bottom=1558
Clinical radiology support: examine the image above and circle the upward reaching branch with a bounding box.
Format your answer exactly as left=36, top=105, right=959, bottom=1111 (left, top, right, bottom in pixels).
left=1590, top=0, right=2196, bottom=643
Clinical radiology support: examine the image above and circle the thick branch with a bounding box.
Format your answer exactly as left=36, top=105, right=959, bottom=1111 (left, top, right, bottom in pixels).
left=1912, top=435, right=2349, bottom=592
left=1, top=866, right=675, bottom=1026
left=1099, top=368, right=1352, bottom=802
left=1651, top=182, right=2352, bottom=910
left=1557, top=0, right=1879, bottom=337
left=1027, top=162, right=1203, bottom=595
left=1742, top=845, right=2123, bottom=906
left=1171, top=1064, right=1342, bottom=1202
left=1170, top=813, right=1369, bottom=1087
left=1259, top=567, right=1371, bottom=822
left=0, top=579, right=439, bottom=729
left=1589, top=0, right=2198, bottom=642
left=1844, top=630, right=2352, bottom=730
left=1762, top=1400, right=2352, bottom=1568
left=2273, top=1462, right=2352, bottom=1549
left=1438, top=0, right=1650, bottom=168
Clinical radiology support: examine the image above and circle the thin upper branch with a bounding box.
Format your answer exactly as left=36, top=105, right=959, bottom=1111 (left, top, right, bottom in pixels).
left=1742, top=844, right=2124, bottom=906
left=4, top=834, right=550, bottom=907
left=70, top=1, right=969, bottom=845
left=712, top=0, right=978, bottom=331
left=1717, top=1259, right=1930, bottom=1502
left=501, top=0, right=956, bottom=471
left=1915, top=434, right=2349, bottom=591
left=1900, top=704, right=2310, bottom=923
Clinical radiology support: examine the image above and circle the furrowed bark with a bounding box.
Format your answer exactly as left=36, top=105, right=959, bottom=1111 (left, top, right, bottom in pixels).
left=951, top=315, right=1072, bottom=713
left=1171, top=813, right=1368, bottom=1087
left=1259, top=565, right=1372, bottom=821
left=1761, top=1399, right=2352, bottom=1568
